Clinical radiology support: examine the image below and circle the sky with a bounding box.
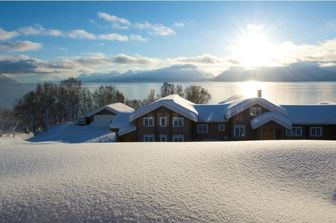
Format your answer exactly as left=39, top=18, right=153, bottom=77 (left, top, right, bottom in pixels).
left=1, top=1, right=336, bottom=82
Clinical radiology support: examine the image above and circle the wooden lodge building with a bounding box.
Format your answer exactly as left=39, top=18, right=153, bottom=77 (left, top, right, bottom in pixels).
left=108, top=93, right=336, bottom=142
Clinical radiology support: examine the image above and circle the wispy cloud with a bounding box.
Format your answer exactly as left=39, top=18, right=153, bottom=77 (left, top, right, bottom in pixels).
left=97, top=12, right=176, bottom=36
left=0, top=25, right=145, bottom=42
left=0, top=41, right=42, bottom=52
left=0, top=28, right=18, bottom=40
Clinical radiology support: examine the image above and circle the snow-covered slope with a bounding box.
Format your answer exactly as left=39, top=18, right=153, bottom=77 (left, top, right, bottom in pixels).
left=0, top=141, right=336, bottom=222
left=29, top=122, right=115, bottom=143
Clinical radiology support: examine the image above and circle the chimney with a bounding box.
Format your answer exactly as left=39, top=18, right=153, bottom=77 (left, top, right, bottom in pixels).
left=257, top=89, right=262, bottom=98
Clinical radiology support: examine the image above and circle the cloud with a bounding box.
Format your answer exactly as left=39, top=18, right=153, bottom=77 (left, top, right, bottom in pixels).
left=98, top=33, right=128, bottom=41
left=174, top=22, right=185, bottom=28
left=98, top=12, right=131, bottom=25
left=18, top=24, right=64, bottom=37
left=130, top=34, right=147, bottom=42
left=68, top=29, right=96, bottom=40
left=110, top=54, right=157, bottom=64
left=134, top=22, right=175, bottom=36
left=0, top=28, right=18, bottom=40
left=0, top=41, right=42, bottom=52
left=97, top=12, right=176, bottom=36
left=173, top=54, right=221, bottom=64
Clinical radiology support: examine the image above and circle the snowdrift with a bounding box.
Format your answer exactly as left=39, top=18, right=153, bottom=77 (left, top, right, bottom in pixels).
left=0, top=141, right=336, bottom=222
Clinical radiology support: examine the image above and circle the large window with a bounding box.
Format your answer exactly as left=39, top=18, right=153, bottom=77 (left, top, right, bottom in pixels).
left=250, top=107, right=262, bottom=116
left=310, top=127, right=322, bottom=137
left=234, top=124, right=246, bottom=137
left=173, top=134, right=184, bottom=142
left=218, top=124, right=225, bottom=132
left=160, top=134, right=167, bottom=142
left=173, top=117, right=184, bottom=127
left=143, top=134, right=155, bottom=142
left=143, top=117, right=154, bottom=127
left=159, top=117, right=167, bottom=127
left=286, top=127, right=303, bottom=136
left=197, top=124, right=208, bottom=133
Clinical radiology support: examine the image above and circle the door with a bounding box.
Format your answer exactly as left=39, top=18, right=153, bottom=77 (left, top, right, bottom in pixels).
left=261, top=128, right=275, bottom=140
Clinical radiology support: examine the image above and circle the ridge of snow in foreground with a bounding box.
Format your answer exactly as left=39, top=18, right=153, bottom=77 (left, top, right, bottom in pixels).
left=0, top=140, right=336, bottom=222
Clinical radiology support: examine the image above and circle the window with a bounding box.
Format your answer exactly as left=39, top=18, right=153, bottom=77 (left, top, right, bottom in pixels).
left=173, top=117, right=184, bottom=127
left=310, top=127, right=322, bottom=137
left=234, top=124, right=245, bottom=137
left=160, top=134, right=167, bottom=142
left=218, top=124, right=225, bottom=132
left=173, top=134, right=184, bottom=142
left=250, top=107, right=262, bottom=116
left=197, top=124, right=208, bottom=133
left=159, top=117, right=167, bottom=127
left=143, top=134, right=155, bottom=142
left=143, top=117, right=154, bottom=127
left=286, top=127, right=303, bottom=136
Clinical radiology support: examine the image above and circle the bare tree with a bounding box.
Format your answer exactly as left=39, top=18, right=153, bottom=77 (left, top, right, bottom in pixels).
left=184, top=85, right=211, bottom=104
left=93, top=85, right=125, bottom=108
left=160, top=82, right=184, bottom=97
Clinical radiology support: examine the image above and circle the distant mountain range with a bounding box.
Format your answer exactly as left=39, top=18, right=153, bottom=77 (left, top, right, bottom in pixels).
left=78, top=62, right=336, bottom=83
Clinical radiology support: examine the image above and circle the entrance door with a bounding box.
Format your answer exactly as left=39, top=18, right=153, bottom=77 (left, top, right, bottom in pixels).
left=261, top=128, right=275, bottom=140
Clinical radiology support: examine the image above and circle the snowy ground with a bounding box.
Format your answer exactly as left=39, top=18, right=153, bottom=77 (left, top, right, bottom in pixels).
left=0, top=140, right=336, bottom=222
left=29, top=122, right=115, bottom=143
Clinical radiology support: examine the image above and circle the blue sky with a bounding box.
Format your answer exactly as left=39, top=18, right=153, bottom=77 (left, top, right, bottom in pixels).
left=1, top=1, right=336, bottom=81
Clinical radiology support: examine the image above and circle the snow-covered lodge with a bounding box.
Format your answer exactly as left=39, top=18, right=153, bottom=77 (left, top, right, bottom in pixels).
left=104, top=94, right=336, bottom=142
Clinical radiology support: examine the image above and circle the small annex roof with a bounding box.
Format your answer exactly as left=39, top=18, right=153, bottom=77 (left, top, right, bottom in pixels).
left=250, top=112, right=292, bottom=129
left=194, top=104, right=229, bottom=123
left=87, top=102, right=134, bottom=117
left=130, top=94, right=198, bottom=122
left=225, top=97, right=288, bottom=119
left=282, top=104, right=336, bottom=125
left=110, top=112, right=136, bottom=136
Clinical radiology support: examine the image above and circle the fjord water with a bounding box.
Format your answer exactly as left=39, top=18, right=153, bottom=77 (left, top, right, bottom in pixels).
left=1, top=82, right=336, bottom=109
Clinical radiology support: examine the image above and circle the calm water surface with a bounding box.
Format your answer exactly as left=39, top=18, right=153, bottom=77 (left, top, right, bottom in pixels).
left=1, top=82, right=336, bottom=109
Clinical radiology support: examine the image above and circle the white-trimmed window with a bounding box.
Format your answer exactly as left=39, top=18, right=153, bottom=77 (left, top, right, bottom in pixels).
left=159, top=116, right=167, bottom=127
left=234, top=124, right=246, bottom=137
left=143, top=117, right=154, bottom=127
left=218, top=124, right=225, bottom=132
left=143, top=134, right=155, bottom=142
left=173, top=117, right=184, bottom=127
left=197, top=124, right=208, bottom=133
left=286, top=127, right=303, bottom=136
left=160, top=134, right=167, bottom=142
left=173, top=134, right=184, bottom=142
left=250, top=107, right=262, bottom=116
left=310, top=127, right=322, bottom=137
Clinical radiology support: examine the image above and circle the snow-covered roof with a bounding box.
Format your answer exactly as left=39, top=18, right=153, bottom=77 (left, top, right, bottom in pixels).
left=250, top=112, right=292, bottom=129
left=225, top=97, right=288, bottom=119
left=110, top=112, right=136, bottom=136
left=194, top=104, right=229, bottom=122
left=130, top=94, right=198, bottom=122
left=87, top=102, right=134, bottom=117
left=282, top=104, right=336, bottom=125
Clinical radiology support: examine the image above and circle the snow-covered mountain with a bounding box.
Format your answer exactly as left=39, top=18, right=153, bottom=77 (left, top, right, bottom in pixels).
left=79, top=64, right=213, bottom=82
left=213, top=62, right=336, bottom=82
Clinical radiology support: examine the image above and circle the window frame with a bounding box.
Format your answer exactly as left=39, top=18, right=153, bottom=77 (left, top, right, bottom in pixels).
left=143, top=134, right=155, bottom=142
left=218, top=124, right=225, bottom=132
left=310, top=127, right=322, bottom=137
left=143, top=116, right=154, bottom=127
left=286, top=127, right=303, bottom=137
left=159, top=134, right=167, bottom=142
left=172, top=117, right=184, bottom=127
left=234, top=124, right=246, bottom=138
left=172, top=134, right=184, bottom=142
left=197, top=124, right=208, bottom=133
left=250, top=106, right=262, bottom=116
left=159, top=116, right=167, bottom=127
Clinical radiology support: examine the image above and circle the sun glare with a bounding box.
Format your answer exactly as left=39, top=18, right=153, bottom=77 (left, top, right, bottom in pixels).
left=239, top=80, right=263, bottom=98
left=232, top=25, right=275, bottom=68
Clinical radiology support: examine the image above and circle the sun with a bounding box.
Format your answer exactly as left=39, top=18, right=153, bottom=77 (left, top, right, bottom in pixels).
left=232, top=25, right=275, bottom=68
